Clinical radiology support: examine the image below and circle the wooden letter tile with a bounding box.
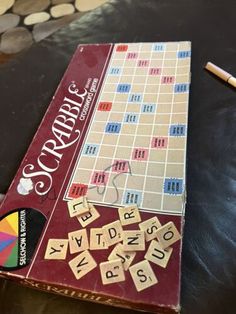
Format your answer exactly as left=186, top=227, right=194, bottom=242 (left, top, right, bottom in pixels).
left=69, top=250, right=97, bottom=280
left=145, top=239, right=173, bottom=268
left=68, top=229, right=89, bottom=254
left=77, top=203, right=100, bottom=227
left=67, top=196, right=90, bottom=218
left=139, top=216, right=162, bottom=242
left=100, top=259, right=125, bottom=285
left=129, top=260, right=158, bottom=292
left=108, top=243, right=136, bottom=271
left=102, top=220, right=123, bottom=247
left=90, top=228, right=107, bottom=250
left=122, top=230, right=145, bottom=251
left=156, top=221, right=181, bottom=249
left=44, top=239, right=68, bottom=260
left=118, top=205, right=141, bottom=226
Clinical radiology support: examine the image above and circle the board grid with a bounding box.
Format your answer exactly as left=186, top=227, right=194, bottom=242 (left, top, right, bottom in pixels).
left=65, top=42, right=191, bottom=215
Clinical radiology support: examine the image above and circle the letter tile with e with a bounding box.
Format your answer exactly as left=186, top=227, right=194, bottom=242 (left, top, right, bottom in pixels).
left=77, top=203, right=100, bottom=227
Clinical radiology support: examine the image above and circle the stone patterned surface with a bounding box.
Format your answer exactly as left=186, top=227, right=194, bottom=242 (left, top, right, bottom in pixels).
left=24, top=12, right=50, bottom=26
left=0, top=27, right=33, bottom=53
left=0, top=0, right=14, bottom=16
left=32, top=12, right=84, bottom=42
left=13, top=0, right=50, bottom=16
left=52, top=0, right=74, bottom=4
left=0, top=0, right=109, bottom=55
left=50, top=4, right=75, bottom=18
left=75, top=0, right=108, bottom=12
left=0, top=14, right=19, bottom=33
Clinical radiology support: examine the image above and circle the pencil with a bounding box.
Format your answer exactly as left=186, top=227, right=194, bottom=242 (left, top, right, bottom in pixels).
left=205, top=62, right=236, bottom=88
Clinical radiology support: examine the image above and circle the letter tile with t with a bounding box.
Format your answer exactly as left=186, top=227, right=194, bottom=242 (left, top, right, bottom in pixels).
left=90, top=228, right=107, bottom=250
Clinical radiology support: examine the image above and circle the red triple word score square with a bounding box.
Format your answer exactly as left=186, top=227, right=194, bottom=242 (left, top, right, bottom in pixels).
left=68, top=183, right=88, bottom=198
left=116, top=45, right=128, bottom=52
left=98, top=102, right=112, bottom=111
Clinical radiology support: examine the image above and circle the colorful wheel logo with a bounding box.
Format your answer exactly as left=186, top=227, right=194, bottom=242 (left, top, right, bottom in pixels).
left=0, top=208, right=46, bottom=270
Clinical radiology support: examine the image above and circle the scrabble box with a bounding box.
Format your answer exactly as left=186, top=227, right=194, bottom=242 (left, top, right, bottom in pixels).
left=0, top=42, right=191, bottom=313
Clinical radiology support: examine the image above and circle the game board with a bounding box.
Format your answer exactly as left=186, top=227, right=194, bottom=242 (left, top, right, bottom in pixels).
left=0, top=42, right=191, bottom=314
left=65, top=42, right=190, bottom=215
